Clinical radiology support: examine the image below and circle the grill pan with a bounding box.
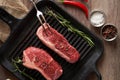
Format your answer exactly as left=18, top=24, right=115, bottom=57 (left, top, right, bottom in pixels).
left=0, top=0, right=103, bottom=80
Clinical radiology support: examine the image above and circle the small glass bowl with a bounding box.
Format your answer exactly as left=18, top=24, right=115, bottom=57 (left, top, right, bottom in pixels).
left=89, top=10, right=106, bottom=27
left=101, top=24, right=118, bottom=41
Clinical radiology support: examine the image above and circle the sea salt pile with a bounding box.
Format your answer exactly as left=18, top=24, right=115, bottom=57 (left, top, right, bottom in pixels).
left=90, top=11, right=106, bottom=27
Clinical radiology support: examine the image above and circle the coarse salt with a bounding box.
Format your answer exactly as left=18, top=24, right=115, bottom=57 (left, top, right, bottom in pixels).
left=90, top=11, right=106, bottom=27
left=6, top=78, right=11, bottom=80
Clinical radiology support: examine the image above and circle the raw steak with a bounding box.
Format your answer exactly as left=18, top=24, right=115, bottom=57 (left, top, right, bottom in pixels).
left=36, top=23, right=80, bottom=63
left=22, top=47, right=63, bottom=80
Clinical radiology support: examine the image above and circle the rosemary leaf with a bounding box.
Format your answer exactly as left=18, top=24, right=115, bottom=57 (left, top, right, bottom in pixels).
left=12, top=58, right=35, bottom=80
left=45, top=9, right=94, bottom=46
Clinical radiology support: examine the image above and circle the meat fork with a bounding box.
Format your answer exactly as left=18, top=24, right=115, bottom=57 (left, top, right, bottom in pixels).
left=30, top=0, right=51, bottom=35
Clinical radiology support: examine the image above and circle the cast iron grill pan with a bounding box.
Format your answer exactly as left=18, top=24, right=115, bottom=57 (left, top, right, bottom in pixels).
left=0, top=0, right=103, bottom=80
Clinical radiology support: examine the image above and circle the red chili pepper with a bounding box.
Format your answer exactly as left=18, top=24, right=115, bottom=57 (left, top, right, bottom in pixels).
left=64, top=0, right=88, bottom=2
left=61, top=0, right=89, bottom=19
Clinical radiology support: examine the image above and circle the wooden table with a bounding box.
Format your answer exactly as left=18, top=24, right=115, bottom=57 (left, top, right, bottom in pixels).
left=0, top=0, right=120, bottom=80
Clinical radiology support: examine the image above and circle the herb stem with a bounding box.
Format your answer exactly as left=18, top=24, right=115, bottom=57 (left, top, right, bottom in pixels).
left=45, top=9, right=94, bottom=46
left=12, top=59, right=35, bottom=80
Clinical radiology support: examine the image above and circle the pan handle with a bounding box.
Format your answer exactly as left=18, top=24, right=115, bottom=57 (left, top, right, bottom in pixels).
left=74, top=64, right=102, bottom=80
left=0, top=8, right=20, bottom=30
left=92, top=65, right=102, bottom=80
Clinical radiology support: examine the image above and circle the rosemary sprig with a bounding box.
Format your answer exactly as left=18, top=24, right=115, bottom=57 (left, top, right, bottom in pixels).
left=45, top=9, right=94, bottom=47
left=12, top=57, right=35, bottom=80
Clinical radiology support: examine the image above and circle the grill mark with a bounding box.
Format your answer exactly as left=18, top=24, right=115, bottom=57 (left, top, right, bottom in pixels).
left=78, top=41, right=88, bottom=53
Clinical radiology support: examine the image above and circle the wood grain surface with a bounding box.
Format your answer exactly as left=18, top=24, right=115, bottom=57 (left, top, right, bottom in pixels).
left=0, top=0, right=120, bottom=80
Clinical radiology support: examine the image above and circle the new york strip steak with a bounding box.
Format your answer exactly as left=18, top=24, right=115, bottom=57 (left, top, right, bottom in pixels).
left=36, top=23, right=80, bottom=63
left=22, top=47, right=63, bottom=80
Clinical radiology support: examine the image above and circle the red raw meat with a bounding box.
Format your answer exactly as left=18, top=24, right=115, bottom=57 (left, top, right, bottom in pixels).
left=36, top=23, right=80, bottom=63
left=22, top=47, right=63, bottom=80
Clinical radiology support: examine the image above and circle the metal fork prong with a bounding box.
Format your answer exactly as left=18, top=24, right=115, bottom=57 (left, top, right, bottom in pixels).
left=30, top=0, right=48, bottom=36
left=41, top=14, right=52, bottom=34
left=31, top=0, right=51, bottom=30
left=37, top=15, right=48, bottom=36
